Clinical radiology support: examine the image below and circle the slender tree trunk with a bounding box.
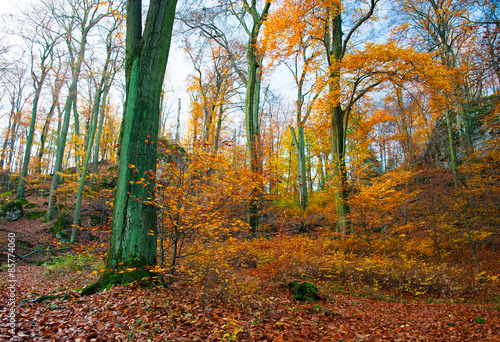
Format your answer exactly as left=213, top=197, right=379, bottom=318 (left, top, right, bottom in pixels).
left=73, top=97, right=81, bottom=177
left=290, top=125, right=307, bottom=212
left=72, top=45, right=114, bottom=243
left=38, top=93, right=59, bottom=174
left=92, top=81, right=111, bottom=175
left=444, top=110, right=460, bottom=189
left=17, top=73, right=49, bottom=198
left=46, top=37, right=87, bottom=220
left=175, top=98, right=181, bottom=143
left=214, top=105, right=223, bottom=151
left=1, top=116, right=13, bottom=169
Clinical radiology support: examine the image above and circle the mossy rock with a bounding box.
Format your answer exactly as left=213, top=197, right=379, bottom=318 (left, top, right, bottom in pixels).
left=1, top=200, right=24, bottom=221
left=288, top=281, right=320, bottom=302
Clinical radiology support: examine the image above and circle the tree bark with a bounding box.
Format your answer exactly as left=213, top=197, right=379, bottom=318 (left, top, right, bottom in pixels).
left=83, top=0, right=177, bottom=295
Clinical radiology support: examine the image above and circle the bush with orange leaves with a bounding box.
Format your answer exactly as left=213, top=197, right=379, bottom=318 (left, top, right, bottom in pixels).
left=150, top=139, right=262, bottom=281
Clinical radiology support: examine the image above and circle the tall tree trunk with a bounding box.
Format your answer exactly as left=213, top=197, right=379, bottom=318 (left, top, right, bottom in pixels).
left=330, top=104, right=350, bottom=234
left=325, top=8, right=352, bottom=235
left=72, top=36, right=115, bottom=243
left=17, top=70, right=49, bottom=199
left=73, top=97, right=81, bottom=177
left=290, top=125, right=307, bottom=212
left=46, top=0, right=109, bottom=219
left=92, top=81, right=112, bottom=175
left=37, top=84, right=61, bottom=174
left=246, top=47, right=263, bottom=237
left=46, top=46, right=85, bottom=219
left=83, top=0, right=177, bottom=295
left=244, top=2, right=271, bottom=236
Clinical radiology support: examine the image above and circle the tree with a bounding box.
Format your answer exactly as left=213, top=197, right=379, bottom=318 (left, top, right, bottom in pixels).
left=0, top=63, right=28, bottom=175
left=16, top=6, right=61, bottom=199
left=180, top=0, right=272, bottom=236
left=265, top=0, right=379, bottom=234
left=83, top=0, right=178, bottom=294
left=36, top=57, right=68, bottom=175
left=265, top=5, right=323, bottom=215
left=393, top=0, right=477, bottom=185
left=72, top=12, right=123, bottom=243
left=184, top=39, right=239, bottom=150
left=46, top=0, right=112, bottom=219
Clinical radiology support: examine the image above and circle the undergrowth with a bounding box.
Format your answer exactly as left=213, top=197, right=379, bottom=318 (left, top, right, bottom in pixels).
left=174, top=231, right=500, bottom=307
left=43, top=253, right=103, bottom=277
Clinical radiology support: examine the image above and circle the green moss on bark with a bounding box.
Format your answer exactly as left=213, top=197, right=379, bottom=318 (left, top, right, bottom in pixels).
left=81, top=268, right=152, bottom=296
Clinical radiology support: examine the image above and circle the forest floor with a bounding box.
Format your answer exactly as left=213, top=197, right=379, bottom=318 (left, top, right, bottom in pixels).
left=0, top=262, right=499, bottom=341
left=0, top=191, right=499, bottom=341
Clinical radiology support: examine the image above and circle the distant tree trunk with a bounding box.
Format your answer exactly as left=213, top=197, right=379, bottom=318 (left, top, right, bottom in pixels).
left=17, top=57, right=52, bottom=198
left=46, top=51, right=84, bottom=219
left=72, top=97, right=81, bottom=176
left=290, top=125, right=307, bottom=211
left=72, top=23, right=117, bottom=243
left=82, top=0, right=177, bottom=295
left=92, top=80, right=112, bottom=175
left=46, top=0, right=107, bottom=219
left=37, top=75, right=64, bottom=174
left=175, top=98, right=181, bottom=143
left=214, top=104, right=223, bottom=151
left=1, top=71, right=26, bottom=172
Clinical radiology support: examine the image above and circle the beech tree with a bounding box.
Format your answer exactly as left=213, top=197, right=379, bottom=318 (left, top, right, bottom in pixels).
left=181, top=0, right=271, bottom=236
left=72, top=13, right=123, bottom=243
left=265, top=0, right=379, bottom=234
left=16, top=7, right=61, bottom=199
left=46, top=0, right=112, bottom=219
left=36, top=58, right=68, bottom=175
left=185, top=39, right=238, bottom=150
left=83, top=0, right=178, bottom=294
left=0, top=64, right=28, bottom=174
left=265, top=7, right=323, bottom=215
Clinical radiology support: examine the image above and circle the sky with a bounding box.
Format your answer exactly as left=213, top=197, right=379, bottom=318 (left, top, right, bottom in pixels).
left=0, top=0, right=195, bottom=137
left=0, top=0, right=296, bottom=143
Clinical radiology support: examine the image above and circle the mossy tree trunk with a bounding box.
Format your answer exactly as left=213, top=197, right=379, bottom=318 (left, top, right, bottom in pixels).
left=321, top=1, right=378, bottom=235
left=241, top=1, right=271, bottom=237
left=324, top=9, right=351, bottom=235
left=82, top=0, right=177, bottom=295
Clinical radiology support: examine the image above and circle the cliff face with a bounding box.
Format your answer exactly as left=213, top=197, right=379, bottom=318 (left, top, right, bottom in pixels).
left=421, top=95, right=499, bottom=167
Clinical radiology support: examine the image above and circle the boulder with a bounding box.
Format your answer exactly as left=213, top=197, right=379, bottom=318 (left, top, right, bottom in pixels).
left=1, top=200, right=24, bottom=221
